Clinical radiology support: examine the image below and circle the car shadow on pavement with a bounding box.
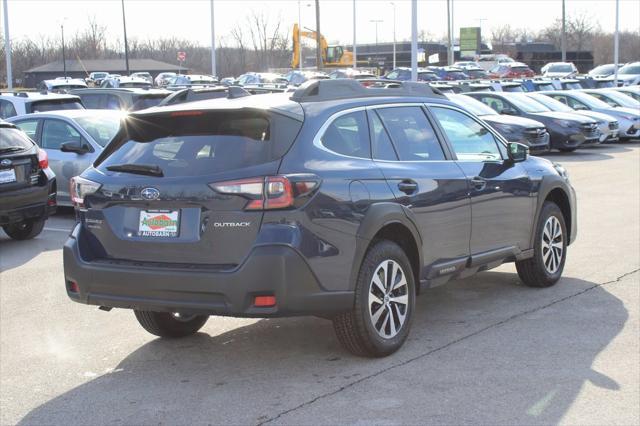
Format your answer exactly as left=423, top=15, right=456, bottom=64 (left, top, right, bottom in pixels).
left=543, top=141, right=639, bottom=162
left=0, top=231, right=66, bottom=272
left=16, top=272, right=628, bottom=425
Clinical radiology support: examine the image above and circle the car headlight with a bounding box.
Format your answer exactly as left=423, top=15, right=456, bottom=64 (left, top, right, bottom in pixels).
left=553, top=162, right=569, bottom=180
left=553, top=119, right=573, bottom=128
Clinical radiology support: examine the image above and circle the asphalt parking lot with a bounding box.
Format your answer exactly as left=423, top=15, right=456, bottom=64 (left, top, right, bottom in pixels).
left=1, top=142, right=639, bottom=425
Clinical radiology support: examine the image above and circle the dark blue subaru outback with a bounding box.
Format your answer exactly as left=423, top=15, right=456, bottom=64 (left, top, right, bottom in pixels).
left=64, top=80, right=576, bottom=357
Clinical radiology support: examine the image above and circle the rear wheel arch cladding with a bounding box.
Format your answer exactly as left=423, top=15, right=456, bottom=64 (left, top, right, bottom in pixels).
left=351, top=204, right=423, bottom=295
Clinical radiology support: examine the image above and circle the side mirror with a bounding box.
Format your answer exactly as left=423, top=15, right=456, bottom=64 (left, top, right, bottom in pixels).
left=507, top=142, right=529, bottom=163
left=60, top=141, right=90, bottom=154
left=502, top=107, right=518, bottom=116
left=573, top=104, right=588, bottom=111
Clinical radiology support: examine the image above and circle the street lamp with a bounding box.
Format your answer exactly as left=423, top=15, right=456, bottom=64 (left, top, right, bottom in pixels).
left=58, top=17, right=68, bottom=78
left=390, top=2, right=396, bottom=69
left=370, top=19, right=383, bottom=49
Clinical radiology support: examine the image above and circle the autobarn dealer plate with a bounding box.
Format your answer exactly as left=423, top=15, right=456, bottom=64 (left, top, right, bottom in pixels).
left=0, top=168, right=17, bottom=184
left=138, top=210, right=180, bottom=237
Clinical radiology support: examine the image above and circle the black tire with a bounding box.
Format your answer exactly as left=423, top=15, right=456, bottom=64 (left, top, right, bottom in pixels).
left=3, top=219, right=45, bottom=240
left=134, top=310, right=208, bottom=338
left=516, top=202, right=567, bottom=287
left=333, top=240, right=416, bottom=357
left=558, top=147, right=577, bottom=152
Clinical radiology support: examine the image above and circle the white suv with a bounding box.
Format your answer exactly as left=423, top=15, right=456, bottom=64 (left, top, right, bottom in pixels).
left=0, top=92, right=84, bottom=119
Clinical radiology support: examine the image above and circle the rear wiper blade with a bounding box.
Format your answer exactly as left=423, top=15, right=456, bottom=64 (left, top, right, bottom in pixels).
left=0, top=146, right=26, bottom=153
left=106, top=163, right=164, bottom=177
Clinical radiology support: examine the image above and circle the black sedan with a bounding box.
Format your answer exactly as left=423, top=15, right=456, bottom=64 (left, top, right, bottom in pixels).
left=447, top=94, right=550, bottom=154
left=465, top=92, right=600, bottom=152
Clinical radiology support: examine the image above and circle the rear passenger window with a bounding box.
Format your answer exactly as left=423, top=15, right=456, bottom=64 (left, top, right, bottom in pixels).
left=320, top=111, right=370, bottom=158
left=0, top=100, right=17, bottom=119
left=15, top=120, right=39, bottom=140
left=370, top=112, right=398, bottom=161
left=376, top=107, right=445, bottom=161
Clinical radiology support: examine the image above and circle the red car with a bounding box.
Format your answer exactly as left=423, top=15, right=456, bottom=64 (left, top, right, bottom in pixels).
left=488, top=62, right=535, bottom=79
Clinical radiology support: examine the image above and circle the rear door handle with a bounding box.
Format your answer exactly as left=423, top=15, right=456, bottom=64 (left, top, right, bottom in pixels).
left=397, top=180, right=418, bottom=195
left=470, top=177, right=487, bottom=191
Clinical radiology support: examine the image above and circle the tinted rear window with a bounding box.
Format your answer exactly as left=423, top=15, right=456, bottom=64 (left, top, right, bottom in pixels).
left=0, top=127, right=35, bottom=150
left=131, top=95, right=168, bottom=111
left=98, top=110, right=302, bottom=177
left=30, top=99, right=84, bottom=113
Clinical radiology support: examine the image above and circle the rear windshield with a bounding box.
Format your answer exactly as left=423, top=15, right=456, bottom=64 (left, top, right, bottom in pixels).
left=131, top=95, right=168, bottom=111
left=97, top=110, right=302, bottom=177
left=549, top=64, right=573, bottom=72
left=0, top=127, right=35, bottom=150
left=563, top=82, right=582, bottom=90
left=511, top=66, right=531, bottom=72
left=30, top=99, right=84, bottom=113
left=536, top=83, right=555, bottom=91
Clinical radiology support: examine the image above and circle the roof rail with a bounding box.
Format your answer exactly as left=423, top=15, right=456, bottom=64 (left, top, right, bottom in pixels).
left=290, top=79, right=444, bottom=103
left=227, top=86, right=251, bottom=99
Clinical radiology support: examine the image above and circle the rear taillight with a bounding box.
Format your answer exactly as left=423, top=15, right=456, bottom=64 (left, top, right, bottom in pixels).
left=38, top=149, right=48, bottom=169
left=70, top=176, right=101, bottom=209
left=210, top=175, right=318, bottom=211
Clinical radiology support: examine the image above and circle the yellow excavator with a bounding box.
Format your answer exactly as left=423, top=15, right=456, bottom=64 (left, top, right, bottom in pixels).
left=291, top=23, right=358, bottom=68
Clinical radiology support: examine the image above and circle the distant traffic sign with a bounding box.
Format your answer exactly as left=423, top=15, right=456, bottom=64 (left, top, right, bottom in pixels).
left=177, top=51, right=186, bottom=62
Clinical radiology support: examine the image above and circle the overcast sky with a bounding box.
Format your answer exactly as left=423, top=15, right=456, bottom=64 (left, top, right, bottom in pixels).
left=2, top=0, right=639, bottom=47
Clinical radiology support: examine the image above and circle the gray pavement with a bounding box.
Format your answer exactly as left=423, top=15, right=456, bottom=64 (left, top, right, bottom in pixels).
left=1, top=142, right=638, bottom=425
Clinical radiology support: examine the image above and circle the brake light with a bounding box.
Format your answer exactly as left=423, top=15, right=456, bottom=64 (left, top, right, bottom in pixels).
left=70, top=176, right=101, bottom=209
left=37, top=149, right=48, bottom=169
left=210, top=176, right=318, bottom=211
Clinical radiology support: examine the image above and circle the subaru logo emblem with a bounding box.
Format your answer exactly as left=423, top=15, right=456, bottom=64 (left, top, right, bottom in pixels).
left=141, top=187, right=160, bottom=200
left=0, top=159, right=11, bottom=167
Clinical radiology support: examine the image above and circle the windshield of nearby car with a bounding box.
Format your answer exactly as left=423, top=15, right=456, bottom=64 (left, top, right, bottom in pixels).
left=619, top=64, right=640, bottom=75
left=548, top=64, right=573, bottom=72
left=0, top=127, right=35, bottom=150
left=589, top=64, right=615, bottom=75
left=511, top=66, right=531, bottom=72
left=30, top=99, right=84, bottom=113
left=536, top=83, right=555, bottom=91
left=449, top=94, right=497, bottom=116
left=465, top=69, right=487, bottom=78
left=119, top=82, right=152, bottom=88
left=131, top=95, right=169, bottom=111
left=570, top=92, right=613, bottom=109
left=593, top=90, right=640, bottom=108
left=418, top=72, right=437, bottom=81
left=75, top=114, right=122, bottom=147
left=527, top=94, right=573, bottom=112
left=507, top=94, right=550, bottom=113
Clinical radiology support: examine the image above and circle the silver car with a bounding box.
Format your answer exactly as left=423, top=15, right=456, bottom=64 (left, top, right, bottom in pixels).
left=526, top=92, right=620, bottom=143
left=540, top=90, right=640, bottom=141
left=7, top=110, right=123, bottom=205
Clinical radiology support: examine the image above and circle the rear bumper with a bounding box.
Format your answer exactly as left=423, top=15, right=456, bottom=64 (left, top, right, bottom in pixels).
left=0, top=182, right=56, bottom=226
left=63, top=224, right=353, bottom=317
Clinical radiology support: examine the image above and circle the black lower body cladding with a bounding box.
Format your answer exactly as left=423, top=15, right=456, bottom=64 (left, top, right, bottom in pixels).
left=63, top=224, right=353, bottom=317
left=0, top=183, right=56, bottom=226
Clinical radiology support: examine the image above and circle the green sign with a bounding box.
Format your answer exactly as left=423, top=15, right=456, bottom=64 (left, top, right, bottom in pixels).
left=460, top=27, right=481, bottom=55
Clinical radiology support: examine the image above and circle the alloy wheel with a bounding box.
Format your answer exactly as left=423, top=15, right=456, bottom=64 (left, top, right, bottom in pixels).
left=368, top=260, right=409, bottom=339
left=542, top=216, right=563, bottom=274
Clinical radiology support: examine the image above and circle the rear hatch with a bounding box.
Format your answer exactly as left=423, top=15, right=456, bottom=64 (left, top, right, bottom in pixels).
left=79, top=107, right=302, bottom=268
left=0, top=127, right=40, bottom=194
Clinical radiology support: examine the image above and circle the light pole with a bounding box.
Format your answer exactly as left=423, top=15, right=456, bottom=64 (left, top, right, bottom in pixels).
left=315, top=0, right=322, bottom=70
left=446, top=0, right=453, bottom=65
left=353, top=0, right=357, bottom=69
left=2, top=0, right=12, bottom=89
left=370, top=19, right=383, bottom=50
left=390, top=2, right=396, bottom=69
left=561, top=0, right=566, bottom=63
left=210, top=0, right=216, bottom=76
left=614, top=0, right=619, bottom=85
left=411, top=0, right=417, bottom=81
left=59, top=18, right=68, bottom=78
left=121, top=0, right=130, bottom=75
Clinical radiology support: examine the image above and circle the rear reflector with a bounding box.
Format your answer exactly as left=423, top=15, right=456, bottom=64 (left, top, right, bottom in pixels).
left=254, top=295, right=276, bottom=307
left=68, top=281, right=79, bottom=293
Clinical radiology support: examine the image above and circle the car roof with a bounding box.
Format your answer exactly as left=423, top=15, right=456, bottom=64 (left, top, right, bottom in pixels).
left=0, top=91, right=81, bottom=101
left=8, top=109, right=126, bottom=121
left=71, top=88, right=170, bottom=95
